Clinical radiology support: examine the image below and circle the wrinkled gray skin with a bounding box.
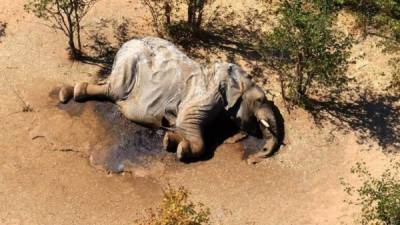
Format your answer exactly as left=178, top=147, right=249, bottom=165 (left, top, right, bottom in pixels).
left=59, top=37, right=281, bottom=163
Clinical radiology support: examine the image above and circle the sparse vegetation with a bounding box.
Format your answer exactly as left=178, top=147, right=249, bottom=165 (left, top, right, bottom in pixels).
left=341, top=161, right=400, bottom=225
left=24, top=0, right=98, bottom=58
left=260, top=0, right=353, bottom=108
left=141, top=0, right=270, bottom=71
left=388, top=57, right=400, bottom=91
left=0, top=21, right=6, bottom=42
left=339, top=0, right=400, bottom=91
left=136, top=185, right=211, bottom=225
left=339, top=0, right=400, bottom=39
left=85, top=17, right=137, bottom=76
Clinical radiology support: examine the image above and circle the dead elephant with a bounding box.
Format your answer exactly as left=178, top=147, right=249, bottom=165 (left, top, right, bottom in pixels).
left=59, top=37, right=284, bottom=163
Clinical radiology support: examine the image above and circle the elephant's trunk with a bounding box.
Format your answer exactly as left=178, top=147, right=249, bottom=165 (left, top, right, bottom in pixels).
left=253, top=104, right=282, bottom=159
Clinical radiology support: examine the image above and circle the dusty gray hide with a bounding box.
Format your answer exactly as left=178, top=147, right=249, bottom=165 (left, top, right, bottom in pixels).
left=59, top=37, right=283, bottom=164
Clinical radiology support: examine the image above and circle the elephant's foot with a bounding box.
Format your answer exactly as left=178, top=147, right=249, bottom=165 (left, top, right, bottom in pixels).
left=163, top=132, right=174, bottom=152
left=59, top=85, right=74, bottom=103
left=163, top=131, right=183, bottom=152
left=73, top=82, right=88, bottom=102
left=176, top=140, right=191, bottom=161
left=163, top=133, right=171, bottom=151
left=176, top=138, right=204, bottom=162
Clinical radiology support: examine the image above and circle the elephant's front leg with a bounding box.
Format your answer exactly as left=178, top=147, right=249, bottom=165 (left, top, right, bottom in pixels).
left=176, top=134, right=204, bottom=161
left=162, top=131, right=184, bottom=152
left=163, top=129, right=204, bottom=161
left=173, top=93, right=223, bottom=161
left=174, top=110, right=207, bottom=161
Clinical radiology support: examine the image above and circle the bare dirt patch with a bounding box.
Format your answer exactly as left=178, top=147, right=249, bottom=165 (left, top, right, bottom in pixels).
left=0, top=0, right=398, bottom=225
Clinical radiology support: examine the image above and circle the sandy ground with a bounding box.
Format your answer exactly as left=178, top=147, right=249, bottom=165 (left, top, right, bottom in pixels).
left=0, top=0, right=399, bottom=224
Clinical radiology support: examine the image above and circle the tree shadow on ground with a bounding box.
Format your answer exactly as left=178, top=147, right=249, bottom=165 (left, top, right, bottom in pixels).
left=165, top=7, right=268, bottom=69
left=80, top=7, right=271, bottom=81
left=79, top=18, right=139, bottom=77
left=306, top=88, right=400, bottom=151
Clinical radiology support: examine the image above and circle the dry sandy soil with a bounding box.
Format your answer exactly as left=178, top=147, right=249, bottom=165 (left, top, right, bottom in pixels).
left=0, top=0, right=399, bottom=224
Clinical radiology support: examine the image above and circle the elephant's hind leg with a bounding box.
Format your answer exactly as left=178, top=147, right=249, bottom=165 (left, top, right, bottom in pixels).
left=59, top=82, right=112, bottom=103
left=59, top=85, right=74, bottom=103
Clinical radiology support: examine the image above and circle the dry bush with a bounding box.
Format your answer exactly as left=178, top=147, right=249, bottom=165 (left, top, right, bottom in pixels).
left=24, top=0, right=98, bottom=58
left=342, top=161, right=400, bottom=225
left=0, top=21, right=6, bottom=42
left=260, top=0, right=353, bottom=108
left=136, top=185, right=211, bottom=225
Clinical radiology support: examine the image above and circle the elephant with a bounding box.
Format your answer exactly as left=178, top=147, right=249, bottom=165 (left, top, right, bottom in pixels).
left=59, top=37, right=284, bottom=163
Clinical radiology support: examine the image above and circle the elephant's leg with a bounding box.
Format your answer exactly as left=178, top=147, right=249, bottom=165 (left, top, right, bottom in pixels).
left=163, top=131, right=184, bottom=152
left=176, top=135, right=204, bottom=161
left=175, top=117, right=206, bottom=161
left=74, top=82, right=111, bottom=101
left=59, top=82, right=112, bottom=103
left=173, top=93, right=223, bottom=161
left=59, top=85, right=74, bottom=103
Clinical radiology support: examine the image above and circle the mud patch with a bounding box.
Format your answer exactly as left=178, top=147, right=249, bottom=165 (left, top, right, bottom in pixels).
left=87, top=101, right=175, bottom=174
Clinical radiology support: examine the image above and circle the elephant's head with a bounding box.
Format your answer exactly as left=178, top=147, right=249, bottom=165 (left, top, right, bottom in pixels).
left=212, top=63, right=284, bottom=159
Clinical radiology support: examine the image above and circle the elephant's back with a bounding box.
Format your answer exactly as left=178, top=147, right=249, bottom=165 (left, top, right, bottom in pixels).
left=109, top=37, right=204, bottom=127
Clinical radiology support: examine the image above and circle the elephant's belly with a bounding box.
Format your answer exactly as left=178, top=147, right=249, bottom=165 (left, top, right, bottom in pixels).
left=117, top=100, right=162, bottom=129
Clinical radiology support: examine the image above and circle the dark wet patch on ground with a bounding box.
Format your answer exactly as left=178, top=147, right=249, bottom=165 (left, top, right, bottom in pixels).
left=241, top=136, right=267, bottom=159
left=89, top=101, right=176, bottom=173
left=56, top=101, right=87, bottom=117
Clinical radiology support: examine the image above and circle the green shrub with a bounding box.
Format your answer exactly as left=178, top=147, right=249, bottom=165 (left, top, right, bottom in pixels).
left=136, top=185, right=211, bottom=225
left=339, top=0, right=400, bottom=39
left=341, top=161, right=400, bottom=225
left=260, top=0, right=353, bottom=108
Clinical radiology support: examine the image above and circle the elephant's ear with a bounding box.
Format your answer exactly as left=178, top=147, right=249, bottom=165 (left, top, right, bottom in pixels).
left=225, top=65, right=245, bottom=110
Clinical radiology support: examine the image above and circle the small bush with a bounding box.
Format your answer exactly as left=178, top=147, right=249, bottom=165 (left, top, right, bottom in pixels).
left=0, top=21, right=6, bottom=42
left=136, top=185, right=211, bottom=225
left=341, top=161, right=400, bottom=225
left=339, top=0, right=400, bottom=39
left=260, top=0, right=353, bottom=108
left=24, top=0, right=98, bottom=59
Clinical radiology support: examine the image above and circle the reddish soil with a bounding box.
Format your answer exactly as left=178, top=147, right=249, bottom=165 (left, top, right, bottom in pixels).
left=0, top=0, right=398, bottom=224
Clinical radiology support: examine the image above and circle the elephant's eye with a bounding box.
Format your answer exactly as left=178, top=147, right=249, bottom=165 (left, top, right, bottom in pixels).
left=254, top=99, right=263, bottom=106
